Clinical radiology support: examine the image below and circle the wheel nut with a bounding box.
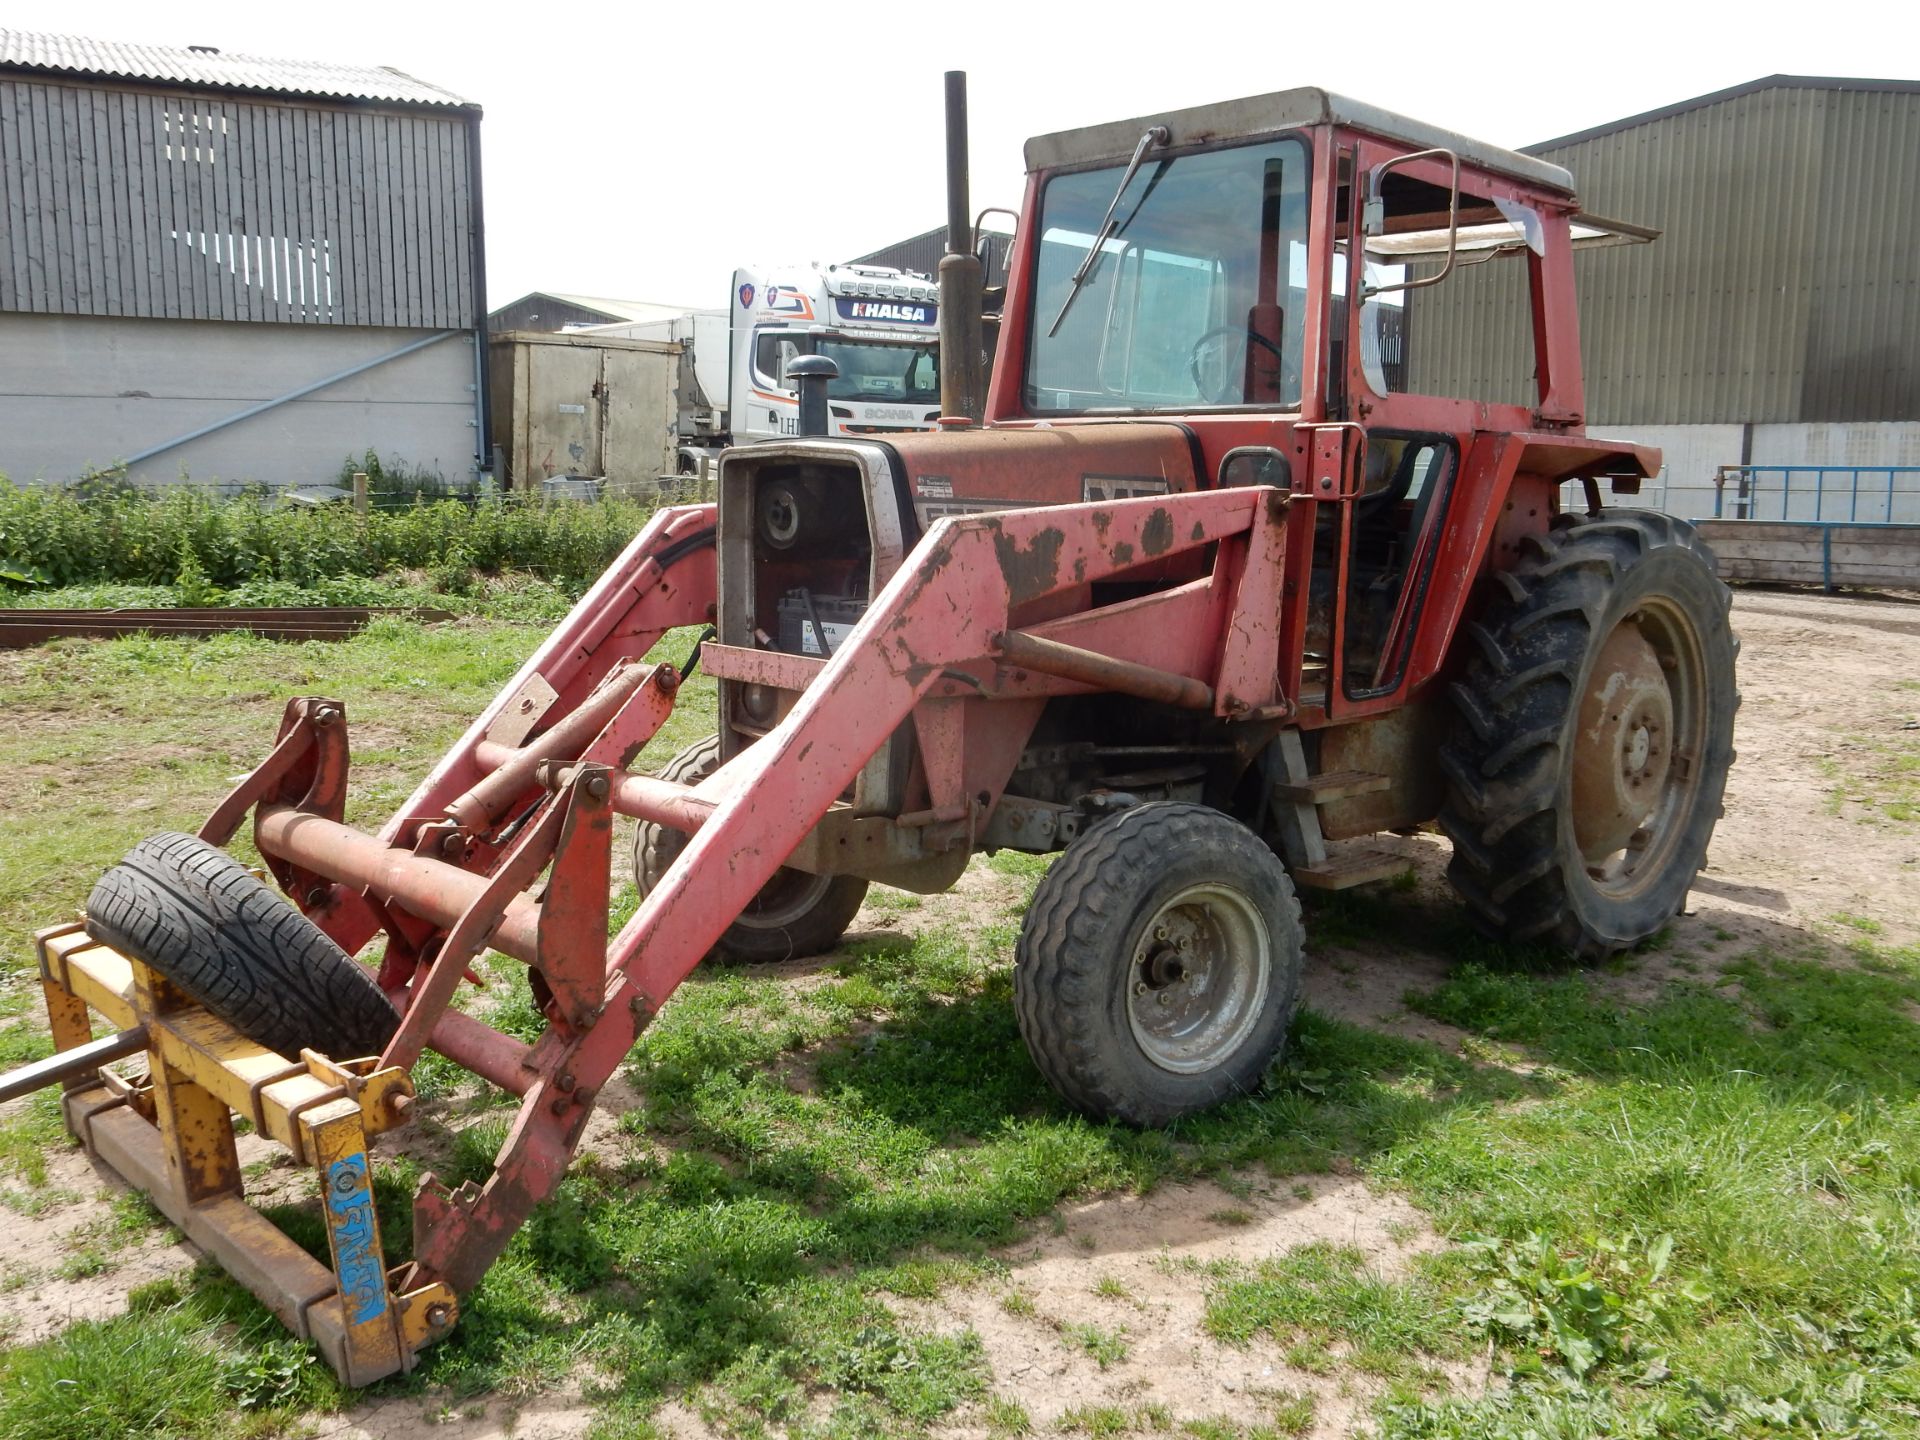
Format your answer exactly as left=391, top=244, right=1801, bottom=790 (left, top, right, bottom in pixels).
left=426, top=1303, right=452, bottom=1329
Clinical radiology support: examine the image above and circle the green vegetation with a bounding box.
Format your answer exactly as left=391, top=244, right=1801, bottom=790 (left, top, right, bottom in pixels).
left=3, top=622, right=1919, bottom=1437
left=1821, top=731, right=1920, bottom=824
left=0, top=478, right=660, bottom=597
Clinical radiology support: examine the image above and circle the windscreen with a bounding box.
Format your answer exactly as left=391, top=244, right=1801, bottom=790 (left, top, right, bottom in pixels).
left=816, top=337, right=939, bottom=404
left=1026, top=136, right=1309, bottom=413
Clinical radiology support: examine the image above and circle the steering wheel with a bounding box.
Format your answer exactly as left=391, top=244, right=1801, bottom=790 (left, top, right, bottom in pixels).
left=1188, top=326, right=1288, bottom=405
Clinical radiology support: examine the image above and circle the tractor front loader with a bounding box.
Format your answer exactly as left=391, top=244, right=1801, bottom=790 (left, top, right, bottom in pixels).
left=8, top=76, right=1735, bottom=1383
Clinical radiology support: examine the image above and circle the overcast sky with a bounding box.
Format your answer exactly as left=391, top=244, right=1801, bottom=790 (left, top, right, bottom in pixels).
left=10, top=0, right=1918, bottom=311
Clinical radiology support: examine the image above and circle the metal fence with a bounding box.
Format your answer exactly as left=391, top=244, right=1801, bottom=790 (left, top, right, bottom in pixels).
left=1707, top=465, right=1920, bottom=524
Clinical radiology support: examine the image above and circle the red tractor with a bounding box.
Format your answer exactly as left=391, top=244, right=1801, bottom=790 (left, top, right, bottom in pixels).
left=22, top=78, right=1735, bottom=1381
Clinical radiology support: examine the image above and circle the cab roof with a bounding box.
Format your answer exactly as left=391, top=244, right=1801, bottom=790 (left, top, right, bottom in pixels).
left=1024, top=87, right=1576, bottom=196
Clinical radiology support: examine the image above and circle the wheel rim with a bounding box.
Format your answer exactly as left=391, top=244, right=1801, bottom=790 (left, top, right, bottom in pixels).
left=1126, top=883, right=1272, bottom=1075
left=1568, top=600, right=1708, bottom=901
left=737, top=866, right=835, bottom=930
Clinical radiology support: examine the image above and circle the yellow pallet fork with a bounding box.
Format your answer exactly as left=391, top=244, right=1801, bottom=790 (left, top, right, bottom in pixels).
left=22, top=922, right=455, bottom=1385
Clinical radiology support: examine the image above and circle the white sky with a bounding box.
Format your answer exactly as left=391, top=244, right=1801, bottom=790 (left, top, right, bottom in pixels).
left=10, top=0, right=1918, bottom=311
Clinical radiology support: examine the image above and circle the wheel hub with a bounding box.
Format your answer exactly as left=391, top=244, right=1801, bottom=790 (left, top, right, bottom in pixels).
left=1128, top=885, right=1270, bottom=1075
left=1572, top=617, right=1674, bottom=864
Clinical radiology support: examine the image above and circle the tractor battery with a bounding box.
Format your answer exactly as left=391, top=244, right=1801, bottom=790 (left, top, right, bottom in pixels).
left=777, top=591, right=866, bottom=657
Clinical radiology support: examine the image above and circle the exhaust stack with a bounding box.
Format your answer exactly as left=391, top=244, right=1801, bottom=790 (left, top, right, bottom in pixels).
left=938, top=70, right=986, bottom=425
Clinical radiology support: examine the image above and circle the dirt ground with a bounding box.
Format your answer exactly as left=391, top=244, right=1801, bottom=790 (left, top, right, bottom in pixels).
left=2, top=585, right=1916, bottom=1438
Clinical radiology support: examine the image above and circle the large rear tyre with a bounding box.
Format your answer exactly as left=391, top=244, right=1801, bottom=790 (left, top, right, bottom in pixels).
left=86, top=832, right=399, bottom=1060
left=633, top=734, right=869, bottom=964
left=1438, top=511, right=1738, bottom=959
left=1014, top=803, right=1304, bottom=1127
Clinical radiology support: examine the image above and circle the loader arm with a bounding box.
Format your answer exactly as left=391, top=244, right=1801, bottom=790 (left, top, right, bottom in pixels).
left=394, top=485, right=1286, bottom=1294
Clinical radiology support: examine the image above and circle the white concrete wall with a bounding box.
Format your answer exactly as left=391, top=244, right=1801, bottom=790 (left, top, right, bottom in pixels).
left=1577, top=422, right=1920, bottom=523
left=0, top=313, right=480, bottom=488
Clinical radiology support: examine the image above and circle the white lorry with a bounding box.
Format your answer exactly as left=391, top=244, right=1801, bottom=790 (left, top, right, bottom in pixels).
left=592, top=261, right=944, bottom=473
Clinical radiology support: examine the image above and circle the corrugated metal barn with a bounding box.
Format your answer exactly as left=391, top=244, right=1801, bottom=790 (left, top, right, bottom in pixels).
left=487, top=293, right=696, bottom=335
left=0, top=29, right=488, bottom=488
left=855, top=226, right=1012, bottom=290
left=1407, top=75, right=1920, bottom=513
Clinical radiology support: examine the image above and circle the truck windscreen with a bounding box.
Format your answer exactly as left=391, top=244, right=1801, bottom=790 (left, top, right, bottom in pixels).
left=816, top=337, right=939, bottom=404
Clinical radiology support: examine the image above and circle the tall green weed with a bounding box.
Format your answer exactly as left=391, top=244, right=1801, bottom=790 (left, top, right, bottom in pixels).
left=0, top=481, right=656, bottom=596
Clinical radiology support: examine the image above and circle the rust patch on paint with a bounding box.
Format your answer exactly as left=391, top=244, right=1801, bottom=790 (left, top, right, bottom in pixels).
left=1191, top=519, right=1207, bottom=542
left=994, top=526, right=1066, bottom=604
left=1110, top=541, right=1135, bottom=567
left=1141, top=507, right=1175, bottom=557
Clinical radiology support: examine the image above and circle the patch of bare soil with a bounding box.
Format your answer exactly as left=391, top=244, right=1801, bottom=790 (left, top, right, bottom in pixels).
left=312, top=1383, right=596, bottom=1439
left=1701, top=592, right=1920, bottom=933
left=913, top=1175, right=1457, bottom=1439
left=0, top=1146, right=198, bottom=1344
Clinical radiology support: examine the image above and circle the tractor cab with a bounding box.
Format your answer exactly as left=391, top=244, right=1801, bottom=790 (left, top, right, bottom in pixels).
left=981, top=88, right=1661, bottom=719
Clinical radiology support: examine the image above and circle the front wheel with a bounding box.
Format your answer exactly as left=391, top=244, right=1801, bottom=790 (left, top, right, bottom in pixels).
left=1014, top=803, right=1305, bottom=1127
left=633, top=734, right=869, bottom=963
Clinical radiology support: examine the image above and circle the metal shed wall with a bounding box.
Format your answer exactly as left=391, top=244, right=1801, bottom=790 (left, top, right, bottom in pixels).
left=1403, top=82, right=1920, bottom=426
left=0, top=74, right=478, bottom=328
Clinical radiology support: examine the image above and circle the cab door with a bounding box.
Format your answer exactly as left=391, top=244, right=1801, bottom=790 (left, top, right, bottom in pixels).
left=1321, top=138, right=1498, bottom=719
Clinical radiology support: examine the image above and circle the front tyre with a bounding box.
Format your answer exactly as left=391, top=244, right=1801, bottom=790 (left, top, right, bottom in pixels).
left=1014, top=803, right=1305, bottom=1127
left=1439, top=511, right=1738, bottom=959
left=633, top=734, right=869, bottom=963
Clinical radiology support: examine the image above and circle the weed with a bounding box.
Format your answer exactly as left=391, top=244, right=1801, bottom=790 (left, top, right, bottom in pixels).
left=1092, top=1274, right=1132, bottom=1301
left=1205, top=1244, right=1444, bottom=1374
left=1060, top=1322, right=1130, bottom=1368
left=986, top=1393, right=1034, bottom=1436
left=1058, top=1405, right=1134, bottom=1435
left=1456, top=1232, right=1698, bottom=1376
left=1208, top=1208, right=1254, bottom=1227
left=1002, top=1290, right=1039, bottom=1319
left=1268, top=1388, right=1316, bottom=1436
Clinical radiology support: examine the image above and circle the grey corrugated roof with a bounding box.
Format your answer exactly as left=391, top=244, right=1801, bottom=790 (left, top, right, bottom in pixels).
left=1526, top=74, right=1920, bottom=153
left=0, top=28, right=472, bottom=108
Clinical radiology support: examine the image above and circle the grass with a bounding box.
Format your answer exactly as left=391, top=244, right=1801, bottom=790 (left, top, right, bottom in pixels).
left=1821, top=730, right=1920, bottom=825
left=4, top=623, right=1920, bottom=1437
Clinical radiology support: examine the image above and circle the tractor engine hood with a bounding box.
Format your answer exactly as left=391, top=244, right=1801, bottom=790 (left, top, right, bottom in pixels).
left=879, top=423, right=1204, bottom=536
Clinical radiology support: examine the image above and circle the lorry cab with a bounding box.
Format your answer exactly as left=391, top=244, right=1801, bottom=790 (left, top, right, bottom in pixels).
left=731, top=262, right=943, bottom=443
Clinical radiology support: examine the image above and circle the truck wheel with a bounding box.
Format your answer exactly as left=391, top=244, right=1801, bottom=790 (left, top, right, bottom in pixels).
left=1014, top=803, right=1304, bottom=1127
left=633, top=734, right=870, bottom=963
left=1439, top=511, right=1738, bottom=959
left=86, top=832, right=399, bottom=1061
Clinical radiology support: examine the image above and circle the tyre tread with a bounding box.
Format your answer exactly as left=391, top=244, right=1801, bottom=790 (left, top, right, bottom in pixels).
left=86, top=832, right=397, bottom=1060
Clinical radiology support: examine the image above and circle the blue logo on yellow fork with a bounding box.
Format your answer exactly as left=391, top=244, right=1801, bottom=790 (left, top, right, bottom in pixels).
left=326, top=1153, right=388, bottom=1325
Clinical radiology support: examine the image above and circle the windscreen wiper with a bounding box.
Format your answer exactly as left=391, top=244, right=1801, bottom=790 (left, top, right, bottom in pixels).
left=1047, top=125, right=1170, bottom=338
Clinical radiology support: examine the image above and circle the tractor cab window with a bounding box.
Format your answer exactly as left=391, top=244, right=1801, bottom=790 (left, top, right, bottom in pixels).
left=1026, top=136, right=1309, bottom=414
left=1332, top=163, right=1537, bottom=406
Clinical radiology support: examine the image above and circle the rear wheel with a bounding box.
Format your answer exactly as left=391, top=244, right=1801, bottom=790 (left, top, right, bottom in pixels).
left=1439, top=511, right=1738, bottom=958
left=633, top=734, right=869, bottom=963
left=86, top=831, right=398, bottom=1060
left=1014, top=803, right=1304, bottom=1126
